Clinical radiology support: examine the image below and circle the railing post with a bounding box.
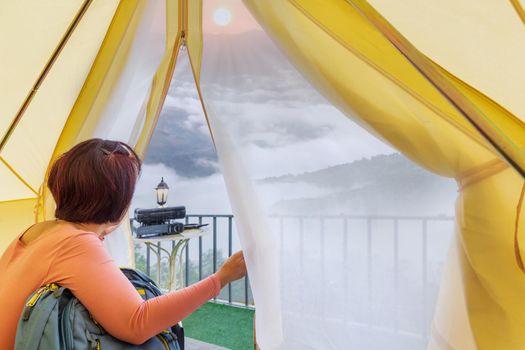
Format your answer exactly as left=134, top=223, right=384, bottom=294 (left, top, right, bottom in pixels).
left=245, top=275, right=249, bottom=307
left=213, top=217, right=217, bottom=274
left=198, top=216, right=203, bottom=282
left=228, top=216, right=233, bottom=304
left=299, top=217, right=304, bottom=273
left=343, top=216, right=348, bottom=324
left=393, top=218, right=399, bottom=333
left=185, top=216, right=189, bottom=287
left=422, top=218, right=428, bottom=336
left=320, top=217, right=325, bottom=319
left=299, top=216, right=305, bottom=317
left=367, top=217, right=372, bottom=327
left=279, top=216, right=284, bottom=256
left=213, top=216, right=217, bottom=301
left=157, top=242, right=161, bottom=286
left=146, top=241, right=151, bottom=277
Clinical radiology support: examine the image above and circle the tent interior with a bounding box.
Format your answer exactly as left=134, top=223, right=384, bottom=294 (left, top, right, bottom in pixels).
left=1, top=1, right=525, bottom=349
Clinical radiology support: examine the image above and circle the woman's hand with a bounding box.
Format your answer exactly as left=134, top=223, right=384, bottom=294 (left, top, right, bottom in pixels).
left=216, top=251, right=247, bottom=289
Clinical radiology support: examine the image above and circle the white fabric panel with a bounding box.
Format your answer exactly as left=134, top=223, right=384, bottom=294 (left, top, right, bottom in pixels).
left=90, top=0, right=167, bottom=266
left=198, top=2, right=457, bottom=348
left=205, top=108, right=284, bottom=348
left=91, top=0, right=166, bottom=143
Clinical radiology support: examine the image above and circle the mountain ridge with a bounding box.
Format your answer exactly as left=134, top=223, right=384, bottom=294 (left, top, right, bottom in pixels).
left=260, top=153, right=457, bottom=216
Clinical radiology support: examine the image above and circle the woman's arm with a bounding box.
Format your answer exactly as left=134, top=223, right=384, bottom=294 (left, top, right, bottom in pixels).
left=50, top=232, right=221, bottom=345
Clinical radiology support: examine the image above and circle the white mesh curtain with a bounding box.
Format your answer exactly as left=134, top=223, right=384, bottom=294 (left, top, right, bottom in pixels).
left=91, top=0, right=167, bottom=265
left=194, top=1, right=458, bottom=348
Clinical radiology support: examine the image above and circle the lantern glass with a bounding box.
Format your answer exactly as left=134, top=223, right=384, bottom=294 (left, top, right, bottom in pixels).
left=156, top=188, right=168, bottom=206
left=155, top=177, right=169, bottom=207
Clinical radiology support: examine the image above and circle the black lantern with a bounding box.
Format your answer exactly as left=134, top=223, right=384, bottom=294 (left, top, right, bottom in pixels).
left=155, top=177, right=169, bottom=207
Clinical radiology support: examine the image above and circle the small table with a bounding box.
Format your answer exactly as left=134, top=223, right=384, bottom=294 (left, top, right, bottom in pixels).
left=134, top=228, right=208, bottom=291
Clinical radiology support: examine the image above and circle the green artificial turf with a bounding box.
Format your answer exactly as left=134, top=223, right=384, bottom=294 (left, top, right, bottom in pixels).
left=183, top=302, right=255, bottom=350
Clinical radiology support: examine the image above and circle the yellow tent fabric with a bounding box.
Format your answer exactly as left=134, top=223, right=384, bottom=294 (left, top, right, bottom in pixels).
left=242, top=0, right=525, bottom=348
left=358, top=0, right=525, bottom=177
left=0, top=0, right=120, bottom=248
left=0, top=0, right=182, bottom=263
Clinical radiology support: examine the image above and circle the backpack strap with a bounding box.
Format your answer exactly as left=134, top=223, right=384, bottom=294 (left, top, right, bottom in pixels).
left=15, top=284, right=66, bottom=350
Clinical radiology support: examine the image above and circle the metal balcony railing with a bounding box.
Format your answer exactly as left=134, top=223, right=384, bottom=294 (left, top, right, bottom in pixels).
left=139, top=213, right=455, bottom=333
left=142, top=214, right=253, bottom=309
left=273, top=214, right=454, bottom=342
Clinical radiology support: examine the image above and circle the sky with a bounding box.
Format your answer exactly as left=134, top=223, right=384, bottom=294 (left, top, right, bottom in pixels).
left=202, top=0, right=261, bottom=34
left=132, top=24, right=396, bottom=214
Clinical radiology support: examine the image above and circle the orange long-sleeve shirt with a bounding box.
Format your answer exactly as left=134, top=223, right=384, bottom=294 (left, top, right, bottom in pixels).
left=0, top=225, right=221, bottom=349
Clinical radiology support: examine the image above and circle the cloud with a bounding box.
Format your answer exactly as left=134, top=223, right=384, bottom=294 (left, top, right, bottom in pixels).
left=132, top=163, right=231, bottom=215
left=143, top=104, right=218, bottom=178
left=143, top=60, right=218, bottom=178
left=141, top=30, right=396, bottom=212
left=202, top=95, right=393, bottom=178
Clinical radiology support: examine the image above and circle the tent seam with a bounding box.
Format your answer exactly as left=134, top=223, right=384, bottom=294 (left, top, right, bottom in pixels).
left=0, top=156, right=38, bottom=196
left=510, top=0, right=525, bottom=26
left=515, top=182, right=525, bottom=272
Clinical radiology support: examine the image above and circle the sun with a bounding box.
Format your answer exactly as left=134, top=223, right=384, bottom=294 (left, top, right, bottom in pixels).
left=213, top=8, right=232, bottom=26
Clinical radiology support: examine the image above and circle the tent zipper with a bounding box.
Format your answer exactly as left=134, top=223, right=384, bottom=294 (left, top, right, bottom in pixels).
left=180, top=0, right=188, bottom=47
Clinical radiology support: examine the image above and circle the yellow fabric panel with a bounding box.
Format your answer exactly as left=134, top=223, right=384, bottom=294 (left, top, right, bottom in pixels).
left=167, top=0, right=180, bottom=52
left=0, top=0, right=119, bottom=194
left=348, top=0, right=525, bottom=178
left=0, top=0, right=84, bottom=137
left=242, top=0, right=525, bottom=348
left=368, top=0, right=525, bottom=120
left=429, top=169, right=525, bottom=349
left=186, top=0, right=203, bottom=83
left=438, top=66, right=525, bottom=176
left=134, top=0, right=181, bottom=157
left=36, top=1, right=144, bottom=221
left=0, top=199, right=37, bottom=254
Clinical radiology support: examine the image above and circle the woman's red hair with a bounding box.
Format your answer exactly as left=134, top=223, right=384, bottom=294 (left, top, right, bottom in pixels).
left=47, top=138, right=142, bottom=224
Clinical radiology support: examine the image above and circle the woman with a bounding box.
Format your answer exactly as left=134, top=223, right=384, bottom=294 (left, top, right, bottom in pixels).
left=0, top=138, right=247, bottom=348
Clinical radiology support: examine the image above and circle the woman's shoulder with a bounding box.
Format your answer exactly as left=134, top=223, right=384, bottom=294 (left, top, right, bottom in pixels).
left=53, top=225, right=104, bottom=251
left=49, top=226, right=112, bottom=267
left=19, top=221, right=101, bottom=250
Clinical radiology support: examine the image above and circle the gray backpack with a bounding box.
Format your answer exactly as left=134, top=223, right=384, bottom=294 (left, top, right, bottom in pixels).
left=15, top=268, right=183, bottom=350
